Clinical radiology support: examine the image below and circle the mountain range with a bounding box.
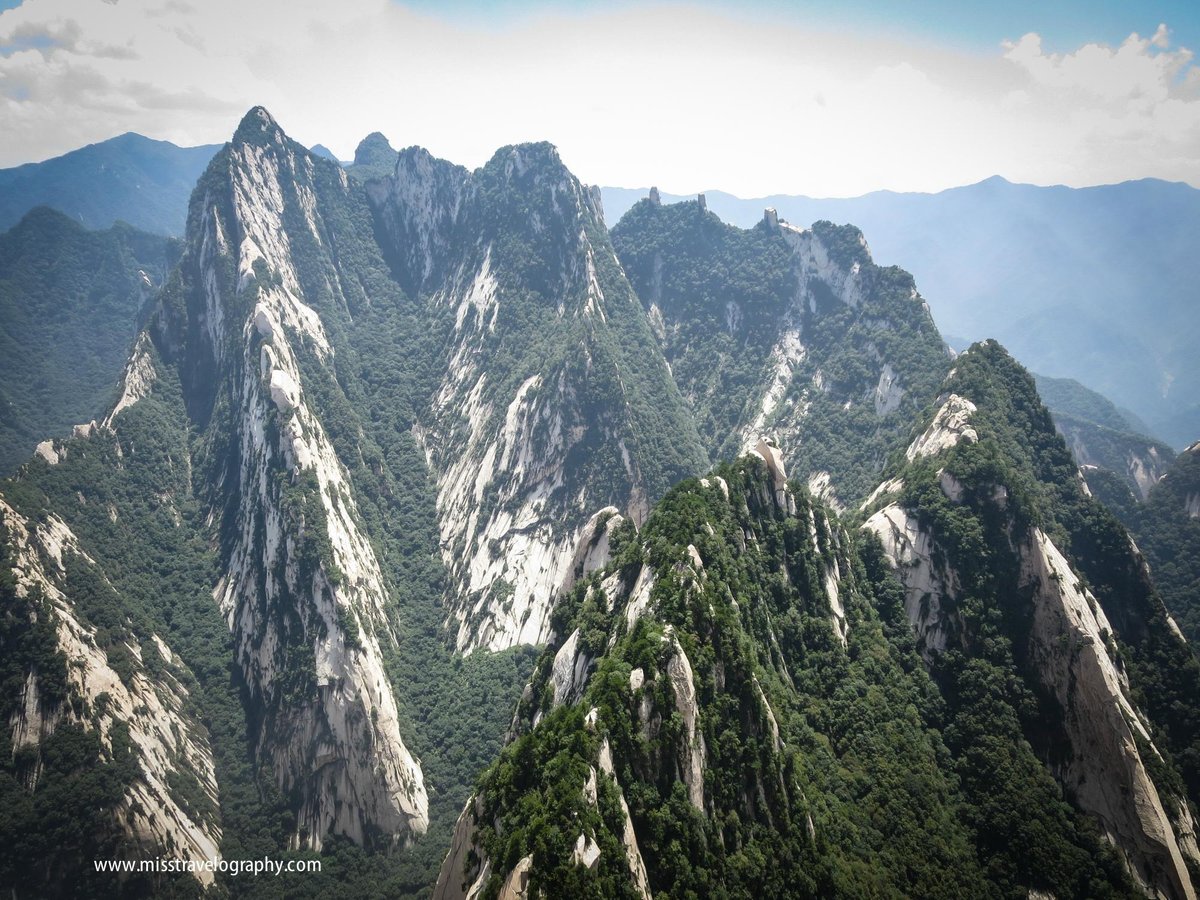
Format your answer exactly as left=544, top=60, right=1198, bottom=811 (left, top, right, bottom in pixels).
left=0, top=134, right=221, bottom=238
left=7, top=130, right=1196, bottom=449
left=603, top=179, right=1200, bottom=449
left=0, top=207, right=177, bottom=473
left=1, top=107, right=1198, bottom=898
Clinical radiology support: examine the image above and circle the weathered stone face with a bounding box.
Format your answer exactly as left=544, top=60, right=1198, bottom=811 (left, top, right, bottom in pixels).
left=157, top=106, right=430, bottom=849
left=1, top=499, right=222, bottom=884
left=370, top=141, right=707, bottom=654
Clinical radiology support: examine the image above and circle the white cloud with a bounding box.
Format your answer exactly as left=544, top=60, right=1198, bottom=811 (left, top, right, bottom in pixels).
left=1002, top=26, right=1193, bottom=103
left=0, top=1, right=1196, bottom=196
left=996, top=25, right=1200, bottom=186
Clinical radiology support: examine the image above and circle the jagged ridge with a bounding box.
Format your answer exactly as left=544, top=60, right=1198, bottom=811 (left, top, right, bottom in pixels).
left=610, top=196, right=951, bottom=507
left=368, top=140, right=709, bottom=652
left=158, top=105, right=429, bottom=848
left=436, top=455, right=993, bottom=899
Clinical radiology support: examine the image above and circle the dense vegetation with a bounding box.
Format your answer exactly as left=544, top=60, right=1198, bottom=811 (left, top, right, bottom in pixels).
left=0, top=364, right=229, bottom=898
left=0, top=289, right=534, bottom=900
left=890, top=445, right=1140, bottom=897
left=0, top=207, right=174, bottom=473
left=0, top=132, right=219, bottom=236
left=1057, top=372, right=1200, bottom=653
left=455, top=342, right=1200, bottom=898
left=448, top=142, right=710, bottom=502
left=610, top=197, right=794, bottom=459
left=0, top=120, right=541, bottom=896
left=886, top=342, right=1200, bottom=871
left=347, top=132, right=400, bottom=181
left=602, top=177, right=1200, bottom=448
left=4, top=110, right=1200, bottom=900
left=610, top=198, right=950, bottom=503
left=459, top=454, right=1151, bottom=898
left=1033, top=374, right=1152, bottom=436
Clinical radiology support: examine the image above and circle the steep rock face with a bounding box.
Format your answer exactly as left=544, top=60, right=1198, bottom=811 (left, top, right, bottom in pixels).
left=1061, top=422, right=1172, bottom=501
left=904, top=393, right=977, bottom=460
left=862, top=391, right=988, bottom=654
left=366, top=146, right=468, bottom=297
left=1022, top=527, right=1195, bottom=899
left=872, top=490, right=1198, bottom=896
left=610, top=198, right=951, bottom=503
left=863, top=504, right=962, bottom=657
left=1128, top=440, right=1200, bottom=645
left=600, top=178, right=1200, bottom=446
left=0, top=498, right=221, bottom=884
left=661, top=628, right=706, bottom=809
left=860, top=341, right=1200, bottom=898
left=433, top=795, right=492, bottom=900
left=158, top=107, right=428, bottom=848
left=561, top=506, right=624, bottom=594
left=594, top=735, right=653, bottom=897
left=104, top=332, right=158, bottom=427
left=1033, top=373, right=1177, bottom=505
left=370, top=142, right=708, bottom=652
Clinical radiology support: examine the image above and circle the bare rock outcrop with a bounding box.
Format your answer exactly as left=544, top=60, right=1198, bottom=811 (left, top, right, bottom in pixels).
left=1, top=499, right=222, bottom=885
left=864, top=488, right=1198, bottom=897
left=184, top=108, right=428, bottom=849
left=905, top=394, right=977, bottom=461
left=862, top=504, right=961, bottom=657
left=1023, top=528, right=1196, bottom=899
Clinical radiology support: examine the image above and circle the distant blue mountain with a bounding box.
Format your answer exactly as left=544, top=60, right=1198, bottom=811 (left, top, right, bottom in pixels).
left=0, top=132, right=221, bottom=236
left=310, top=143, right=342, bottom=163
left=603, top=178, right=1200, bottom=447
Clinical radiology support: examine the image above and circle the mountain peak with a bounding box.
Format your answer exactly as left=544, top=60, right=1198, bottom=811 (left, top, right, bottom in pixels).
left=474, top=142, right=581, bottom=204
left=310, top=143, right=339, bottom=162
left=16, top=204, right=78, bottom=231
left=353, top=131, right=397, bottom=169
left=809, top=219, right=873, bottom=269
left=232, top=105, right=285, bottom=146
left=485, top=140, right=562, bottom=176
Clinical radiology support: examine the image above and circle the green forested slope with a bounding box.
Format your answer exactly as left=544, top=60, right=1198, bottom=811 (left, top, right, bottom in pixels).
left=2, top=109, right=1199, bottom=900
left=868, top=342, right=1200, bottom=892
left=441, top=452, right=1150, bottom=898
left=611, top=199, right=949, bottom=504
left=438, top=341, right=1200, bottom=899
left=0, top=133, right=219, bottom=236
left=0, top=207, right=173, bottom=473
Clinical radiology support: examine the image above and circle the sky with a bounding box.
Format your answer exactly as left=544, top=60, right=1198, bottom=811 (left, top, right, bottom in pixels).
left=0, top=0, right=1197, bottom=197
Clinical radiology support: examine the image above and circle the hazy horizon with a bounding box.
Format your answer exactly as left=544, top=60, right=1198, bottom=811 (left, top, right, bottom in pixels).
left=7, top=115, right=1199, bottom=205
left=1, top=0, right=1198, bottom=197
